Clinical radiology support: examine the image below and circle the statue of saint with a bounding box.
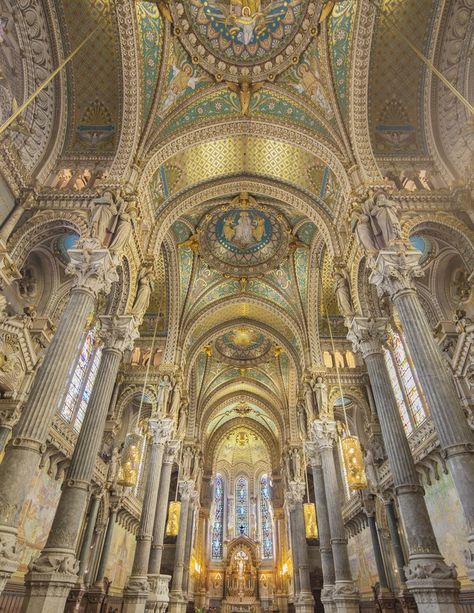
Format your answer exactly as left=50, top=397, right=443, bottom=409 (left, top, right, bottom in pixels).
left=157, top=374, right=172, bottom=412
left=371, top=192, right=402, bottom=247
left=131, top=267, right=154, bottom=318
left=90, top=190, right=120, bottom=245
left=334, top=269, right=354, bottom=317
left=351, top=206, right=377, bottom=252
left=109, top=203, right=136, bottom=252
left=313, top=376, right=328, bottom=416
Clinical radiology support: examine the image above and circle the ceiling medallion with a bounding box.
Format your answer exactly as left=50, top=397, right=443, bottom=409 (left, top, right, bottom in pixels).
left=172, top=0, right=322, bottom=83
left=199, top=193, right=289, bottom=277
left=215, top=326, right=274, bottom=365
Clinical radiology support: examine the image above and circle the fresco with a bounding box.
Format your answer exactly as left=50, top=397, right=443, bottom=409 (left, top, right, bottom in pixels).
left=15, top=468, right=62, bottom=573
left=424, top=472, right=470, bottom=585
left=347, top=527, right=378, bottom=598
left=105, top=522, right=137, bottom=589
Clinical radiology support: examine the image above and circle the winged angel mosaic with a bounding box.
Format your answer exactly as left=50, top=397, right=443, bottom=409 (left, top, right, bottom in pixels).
left=190, top=0, right=305, bottom=58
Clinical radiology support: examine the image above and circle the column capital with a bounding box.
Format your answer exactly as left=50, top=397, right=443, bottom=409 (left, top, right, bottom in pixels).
left=65, top=238, right=120, bottom=297
left=311, top=418, right=337, bottom=450
left=347, top=317, right=388, bottom=359
left=99, top=315, right=139, bottom=353
left=164, top=440, right=180, bottom=464
left=179, top=479, right=197, bottom=501
left=286, top=480, right=306, bottom=510
left=148, top=417, right=174, bottom=445
left=304, top=440, right=321, bottom=467
left=369, top=248, right=424, bottom=299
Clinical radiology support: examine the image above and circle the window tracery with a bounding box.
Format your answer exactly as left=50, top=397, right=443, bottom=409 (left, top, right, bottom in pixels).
left=259, top=474, right=273, bottom=559
left=383, top=325, right=426, bottom=435
left=211, top=474, right=225, bottom=559
left=60, top=326, right=102, bottom=432
left=235, top=475, right=249, bottom=537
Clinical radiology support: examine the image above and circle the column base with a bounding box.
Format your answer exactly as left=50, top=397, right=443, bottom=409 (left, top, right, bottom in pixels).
left=406, top=577, right=461, bottom=613
left=22, top=571, right=77, bottom=613
left=333, top=581, right=359, bottom=613
left=123, top=575, right=151, bottom=613
left=294, top=591, right=314, bottom=613
left=84, top=585, right=106, bottom=613
left=405, top=559, right=461, bottom=613
left=64, top=582, right=86, bottom=612
left=397, top=589, right=417, bottom=613
left=376, top=588, right=397, bottom=613
left=0, top=526, right=22, bottom=595
left=320, top=585, right=336, bottom=613
left=168, top=590, right=188, bottom=613
left=145, top=573, right=171, bottom=612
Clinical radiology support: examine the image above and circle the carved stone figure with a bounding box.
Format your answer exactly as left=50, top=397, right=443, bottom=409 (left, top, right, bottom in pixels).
left=156, top=374, right=172, bottom=412
left=177, top=400, right=188, bottom=436
left=131, top=267, right=154, bottom=318
left=90, top=190, right=120, bottom=245
left=351, top=206, right=377, bottom=252
left=313, top=376, right=328, bottom=416
left=334, top=269, right=354, bottom=317
left=109, top=203, right=135, bottom=252
left=296, top=402, right=307, bottom=439
left=372, top=192, right=402, bottom=247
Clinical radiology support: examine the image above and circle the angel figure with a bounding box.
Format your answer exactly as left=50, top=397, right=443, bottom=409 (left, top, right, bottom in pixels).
left=159, top=44, right=207, bottom=116
left=227, top=80, right=264, bottom=115
left=131, top=267, right=154, bottom=318
left=334, top=268, right=354, bottom=317
left=287, top=49, right=333, bottom=118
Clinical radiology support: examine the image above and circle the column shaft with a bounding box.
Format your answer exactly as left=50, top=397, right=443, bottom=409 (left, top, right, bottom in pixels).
left=95, top=508, right=118, bottom=584
left=148, top=459, right=174, bottom=574
left=171, top=491, right=191, bottom=595
left=182, top=502, right=196, bottom=596
left=78, top=495, right=102, bottom=579
left=393, top=289, right=474, bottom=572
left=367, top=514, right=389, bottom=589
left=385, top=501, right=407, bottom=587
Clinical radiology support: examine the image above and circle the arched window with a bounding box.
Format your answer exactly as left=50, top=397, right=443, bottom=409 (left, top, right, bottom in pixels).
left=259, top=474, right=274, bottom=559
left=211, top=474, right=225, bottom=559
left=383, top=325, right=426, bottom=436
left=60, top=326, right=102, bottom=432
left=235, top=476, right=249, bottom=537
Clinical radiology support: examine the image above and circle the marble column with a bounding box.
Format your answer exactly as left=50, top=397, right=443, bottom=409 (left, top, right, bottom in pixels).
left=364, top=495, right=396, bottom=612
left=182, top=498, right=196, bottom=597
left=370, top=249, right=474, bottom=579
left=146, top=440, right=180, bottom=612
left=123, top=417, right=173, bottom=613
left=306, top=442, right=336, bottom=613
left=287, top=480, right=314, bottom=613
left=273, top=508, right=289, bottom=613
left=78, top=493, right=102, bottom=579
left=348, top=317, right=460, bottom=612
left=169, top=480, right=195, bottom=613
left=22, top=315, right=137, bottom=613
left=288, top=500, right=300, bottom=596
left=95, top=503, right=119, bottom=584
left=0, top=239, right=118, bottom=594
left=384, top=500, right=407, bottom=587
left=311, top=419, right=359, bottom=613
left=148, top=441, right=180, bottom=575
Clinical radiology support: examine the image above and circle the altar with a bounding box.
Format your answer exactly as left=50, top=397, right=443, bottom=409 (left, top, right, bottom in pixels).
left=221, top=537, right=262, bottom=613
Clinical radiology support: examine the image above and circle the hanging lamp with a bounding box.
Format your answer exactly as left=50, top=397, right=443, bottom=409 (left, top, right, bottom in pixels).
left=117, top=303, right=161, bottom=488
left=322, top=276, right=368, bottom=491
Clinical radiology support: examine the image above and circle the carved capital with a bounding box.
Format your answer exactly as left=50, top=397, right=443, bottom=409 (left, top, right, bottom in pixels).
left=164, top=440, right=180, bottom=464
left=28, top=551, right=79, bottom=577
left=347, top=317, right=387, bottom=359
left=311, top=419, right=338, bottom=450
left=66, top=239, right=120, bottom=297
left=369, top=249, right=424, bottom=299
left=178, top=479, right=196, bottom=501
left=304, top=440, right=321, bottom=467
left=286, top=480, right=305, bottom=510
left=149, top=417, right=174, bottom=445
left=99, top=315, right=139, bottom=353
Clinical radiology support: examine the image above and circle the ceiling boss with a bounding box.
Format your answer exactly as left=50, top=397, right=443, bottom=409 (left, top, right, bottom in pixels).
left=172, top=0, right=322, bottom=83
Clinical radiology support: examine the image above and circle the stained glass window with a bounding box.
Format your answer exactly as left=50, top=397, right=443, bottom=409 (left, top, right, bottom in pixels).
left=60, top=327, right=102, bottom=432
left=383, top=326, right=426, bottom=435
left=259, top=475, right=273, bottom=559
left=235, top=476, right=249, bottom=537
left=211, top=474, right=225, bottom=559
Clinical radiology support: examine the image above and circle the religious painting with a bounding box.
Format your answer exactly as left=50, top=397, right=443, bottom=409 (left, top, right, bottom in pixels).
left=199, top=197, right=289, bottom=277
left=176, top=0, right=317, bottom=82
left=105, top=522, right=136, bottom=588
left=215, top=327, right=273, bottom=365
